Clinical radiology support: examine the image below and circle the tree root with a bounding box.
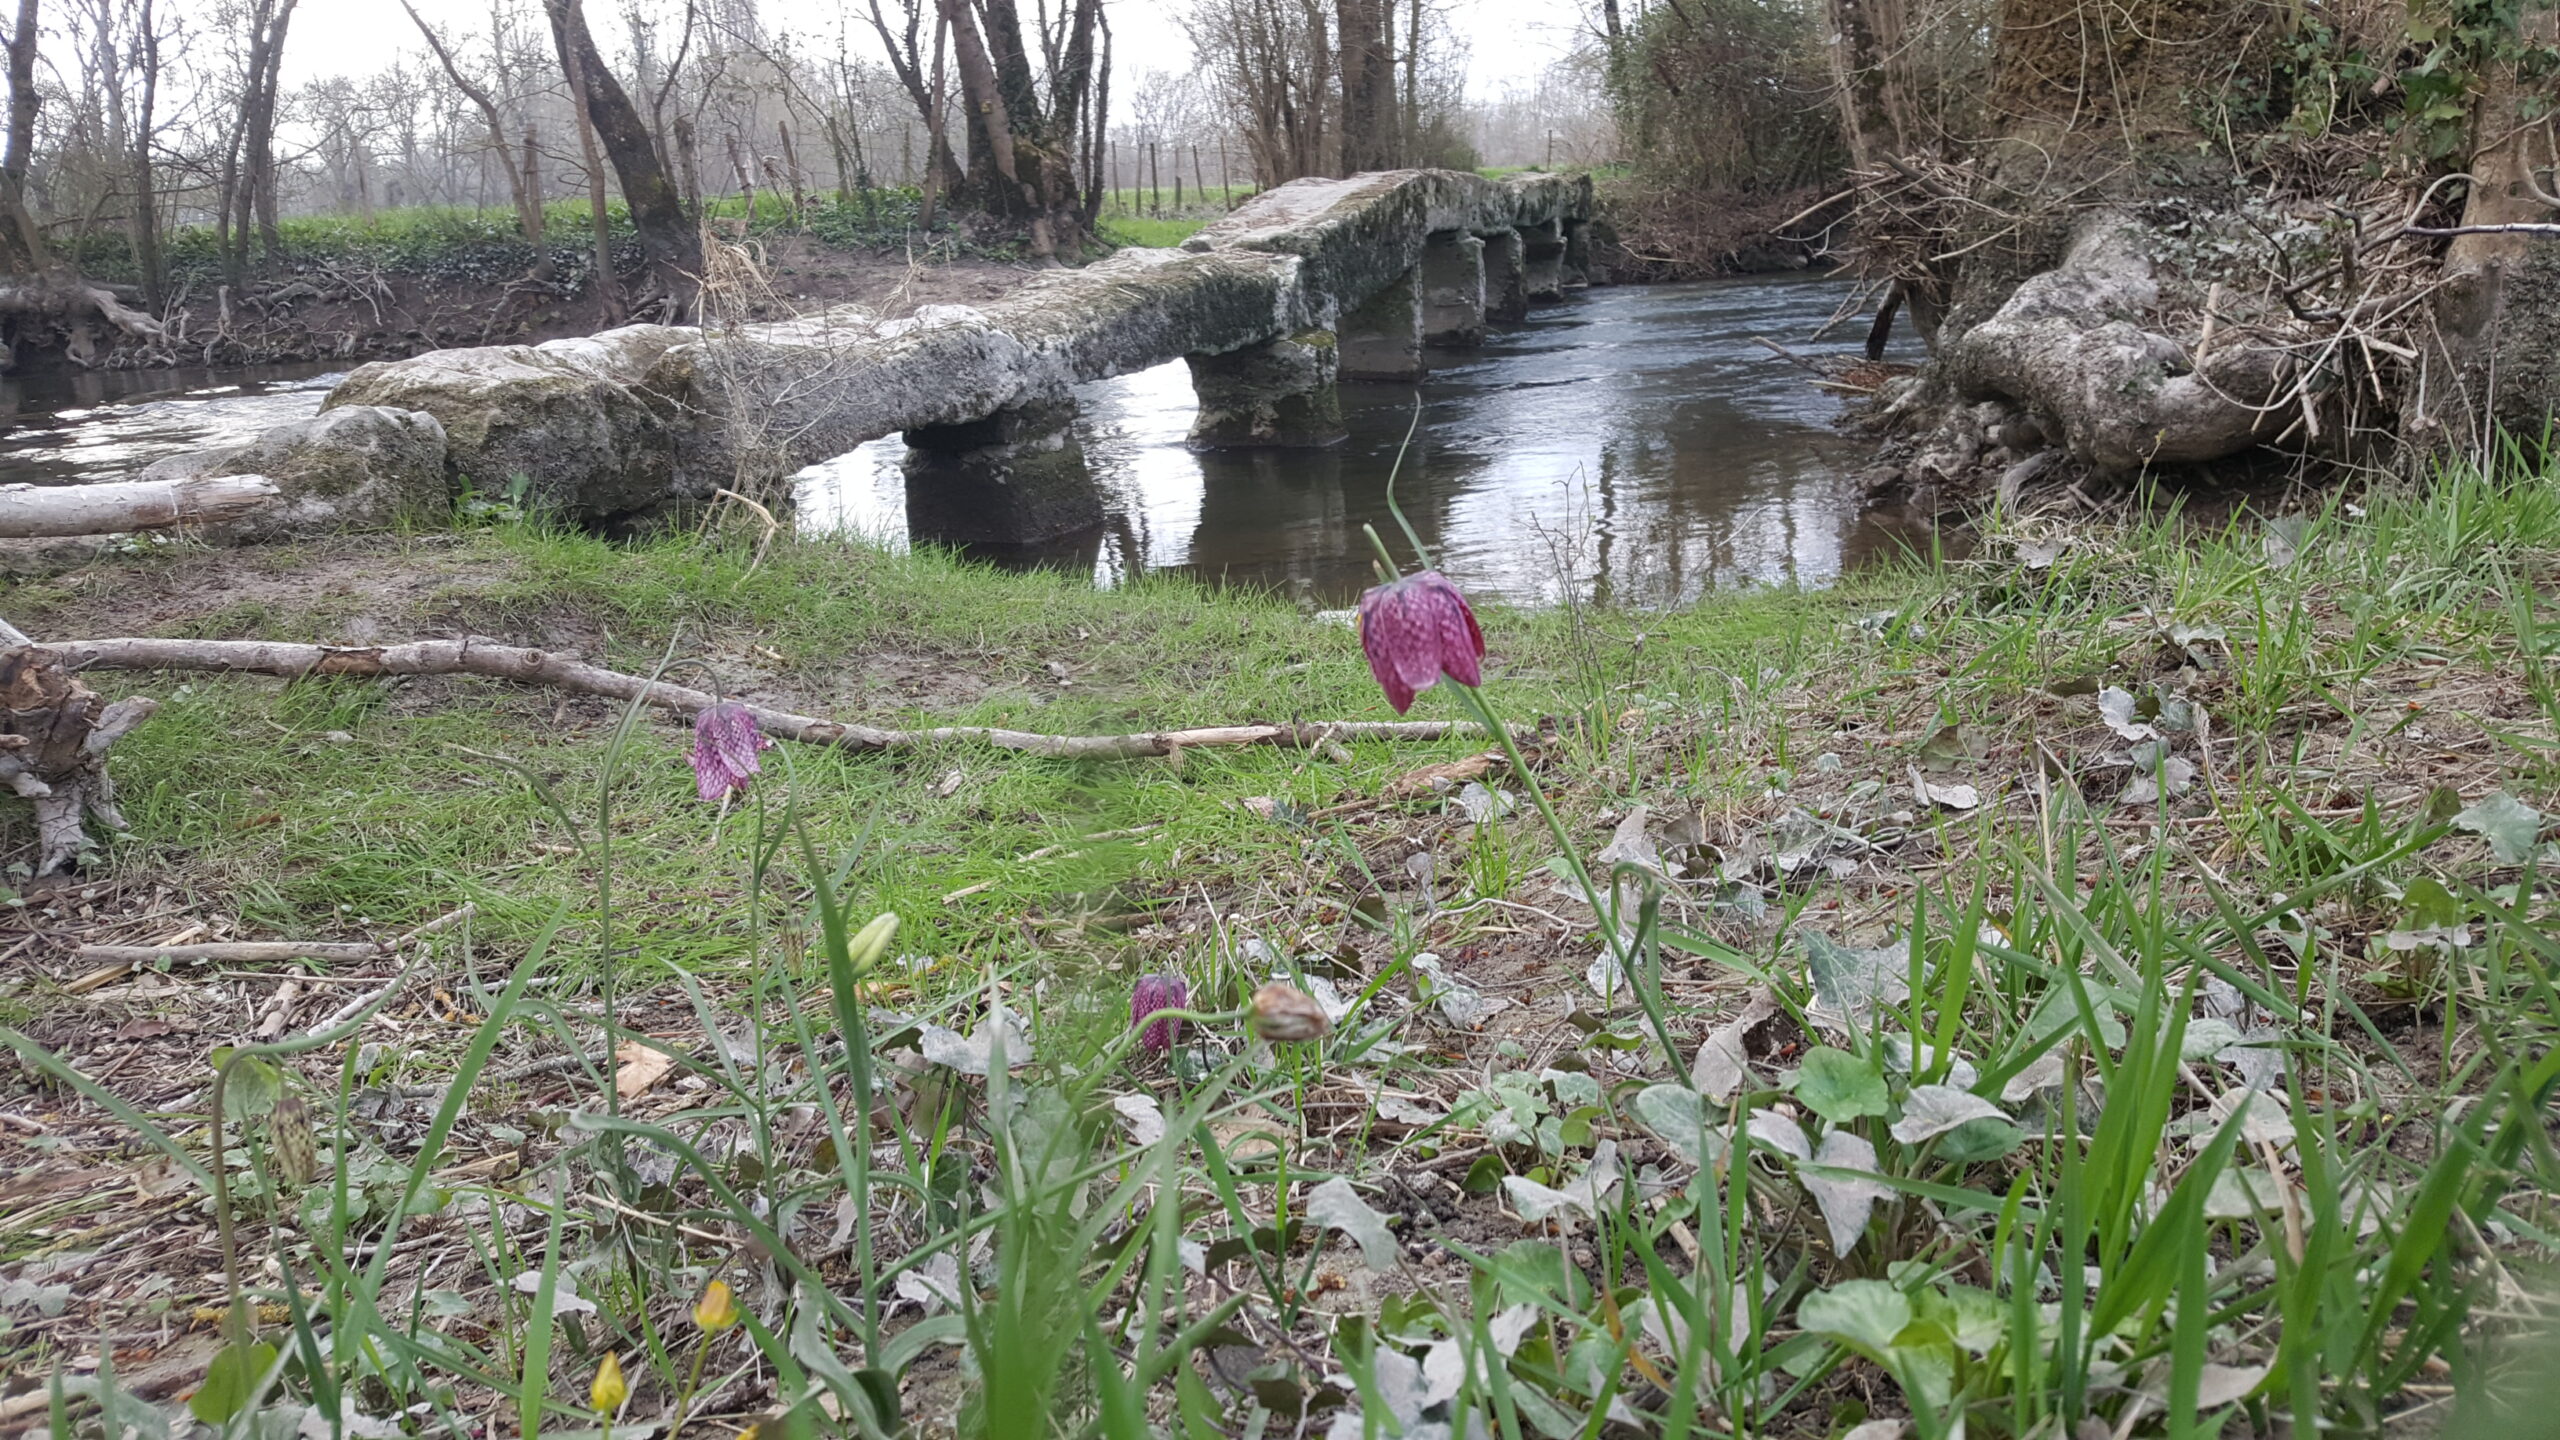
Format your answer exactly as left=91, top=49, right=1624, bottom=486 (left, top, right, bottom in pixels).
left=1940, top=214, right=2290, bottom=472
left=48, top=636, right=1517, bottom=759
left=0, top=647, right=156, bottom=873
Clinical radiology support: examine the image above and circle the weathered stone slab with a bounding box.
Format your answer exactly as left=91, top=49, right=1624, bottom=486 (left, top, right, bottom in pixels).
left=1563, top=221, right=1594, bottom=289
left=1421, top=233, right=1486, bottom=348
left=323, top=324, right=695, bottom=526
left=1520, top=219, right=1567, bottom=302
left=137, top=404, right=453, bottom=542
left=1188, top=330, right=1345, bottom=448
left=1481, top=230, right=1529, bottom=324
left=1340, top=265, right=1423, bottom=381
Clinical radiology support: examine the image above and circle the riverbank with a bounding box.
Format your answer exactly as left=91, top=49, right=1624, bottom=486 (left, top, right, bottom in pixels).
left=41, top=192, right=1142, bottom=372
left=3, top=455, right=2556, bottom=1433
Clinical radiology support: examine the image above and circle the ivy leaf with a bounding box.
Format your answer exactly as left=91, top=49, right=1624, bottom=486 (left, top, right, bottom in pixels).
left=2453, top=791, right=2542, bottom=864
left=1888, top=1085, right=2007, bottom=1145
left=1304, top=1177, right=1399, bottom=1270
left=1796, top=1280, right=1913, bottom=1354
left=1631, top=1084, right=1724, bottom=1166
left=1799, top=1128, right=1894, bottom=1254
left=1795, top=1046, right=1889, bottom=1124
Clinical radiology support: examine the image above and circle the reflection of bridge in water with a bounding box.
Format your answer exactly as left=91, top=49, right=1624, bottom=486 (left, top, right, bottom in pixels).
left=796, top=277, right=1929, bottom=608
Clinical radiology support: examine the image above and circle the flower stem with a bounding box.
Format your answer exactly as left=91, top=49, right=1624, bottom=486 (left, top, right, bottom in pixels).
left=669, top=1332, right=711, bottom=1436
left=1452, top=681, right=1686, bottom=1068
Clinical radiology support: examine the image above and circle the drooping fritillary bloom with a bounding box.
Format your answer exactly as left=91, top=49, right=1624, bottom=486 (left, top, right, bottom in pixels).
left=691, top=701, right=773, bottom=802
left=1356, top=570, right=1484, bottom=713
left=1131, top=973, right=1189, bottom=1054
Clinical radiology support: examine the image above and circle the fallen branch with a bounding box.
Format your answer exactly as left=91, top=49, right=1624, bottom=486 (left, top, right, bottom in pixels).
left=1750, top=335, right=1827, bottom=376
left=2398, top=222, right=2560, bottom=239
left=0, top=474, right=277, bottom=538
left=73, top=940, right=381, bottom=964
left=61, top=905, right=479, bottom=1017
left=50, top=637, right=1518, bottom=758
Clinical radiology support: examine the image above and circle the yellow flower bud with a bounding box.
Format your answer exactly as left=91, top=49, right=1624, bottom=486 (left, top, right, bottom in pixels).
left=591, top=1352, right=628, bottom=1414
left=693, top=1278, right=739, bottom=1333
left=1249, top=982, right=1331, bottom=1042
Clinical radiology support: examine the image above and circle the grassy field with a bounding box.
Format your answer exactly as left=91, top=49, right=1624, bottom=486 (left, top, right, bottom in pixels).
left=4, top=455, right=2559, bottom=1437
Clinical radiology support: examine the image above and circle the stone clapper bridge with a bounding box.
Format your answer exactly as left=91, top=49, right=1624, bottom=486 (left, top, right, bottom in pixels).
left=167, top=170, right=1596, bottom=546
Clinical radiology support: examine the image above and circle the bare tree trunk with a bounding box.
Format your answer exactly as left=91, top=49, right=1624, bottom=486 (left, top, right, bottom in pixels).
left=864, top=0, right=967, bottom=194
left=672, top=115, right=702, bottom=219
left=130, top=0, right=164, bottom=309
left=564, top=40, right=624, bottom=323
left=1823, top=0, right=1914, bottom=168
left=1401, top=0, right=1419, bottom=158
left=727, top=132, right=756, bottom=224
left=245, top=0, right=297, bottom=263
left=778, top=119, right=808, bottom=218
left=940, top=0, right=1025, bottom=214
left=403, top=0, right=544, bottom=253
left=0, top=0, right=49, bottom=270
left=523, top=129, right=553, bottom=280
left=2420, top=10, right=2560, bottom=455
left=919, top=6, right=949, bottom=228
left=545, top=0, right=699, bottom=317
left=1334, top=0, right=1393, bottom=171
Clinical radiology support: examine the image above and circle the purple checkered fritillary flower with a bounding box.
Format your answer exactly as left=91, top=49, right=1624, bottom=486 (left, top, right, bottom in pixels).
left=690, top=701, right=772, bottom=802
left=1130, top=973, right=1189, bottom=1054
left=1356, top=570, right=1484, bottom=713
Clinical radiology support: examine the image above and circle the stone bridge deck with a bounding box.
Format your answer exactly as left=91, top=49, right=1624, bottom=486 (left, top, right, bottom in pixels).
left=315, top=168, right=1595, bottom=545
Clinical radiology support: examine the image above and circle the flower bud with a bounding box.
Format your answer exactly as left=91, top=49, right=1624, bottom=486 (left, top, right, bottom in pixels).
left=1249, top=982, right=1331, bottom=1042
left=693, top=1278, right=738, bottom=1333
left=591, top=1352, right=628, bottom=1414
left=848, top=912, right=900, bottom=972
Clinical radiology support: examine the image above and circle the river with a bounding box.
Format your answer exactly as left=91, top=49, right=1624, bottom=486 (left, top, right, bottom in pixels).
left=0, top=275, right=1918, bottom=608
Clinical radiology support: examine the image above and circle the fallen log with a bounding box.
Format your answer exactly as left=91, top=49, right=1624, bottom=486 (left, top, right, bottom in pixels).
left=49, top=636, right=1521, bottom=758
left=0, top=475, right=278, bottom=538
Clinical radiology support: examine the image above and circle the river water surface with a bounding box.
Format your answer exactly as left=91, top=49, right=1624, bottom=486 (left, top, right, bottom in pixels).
left=0, top=275, right=1913, bottom=608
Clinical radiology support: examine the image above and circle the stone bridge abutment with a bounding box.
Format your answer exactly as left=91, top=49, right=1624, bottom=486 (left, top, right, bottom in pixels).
left=301, top=170, right=1594, bottom=550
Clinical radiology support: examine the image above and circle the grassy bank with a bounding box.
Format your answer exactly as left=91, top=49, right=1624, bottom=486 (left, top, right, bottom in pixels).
left=4, top=457, right=2559, bottom=1436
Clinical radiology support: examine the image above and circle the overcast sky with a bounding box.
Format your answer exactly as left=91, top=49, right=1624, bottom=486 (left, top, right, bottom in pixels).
left=284, top=0, right=1586, bottom=98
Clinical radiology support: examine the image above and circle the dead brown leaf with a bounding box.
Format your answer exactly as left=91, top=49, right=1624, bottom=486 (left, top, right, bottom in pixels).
left=613, top=1039, right=680, bottom=1099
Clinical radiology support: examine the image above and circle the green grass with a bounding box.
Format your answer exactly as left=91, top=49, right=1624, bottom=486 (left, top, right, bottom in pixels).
left=61, top=186, right=1017, bottom=287
left=1097, top=214, right=1211, bottom=247
left=9, top=453, right=2560, bottom=1437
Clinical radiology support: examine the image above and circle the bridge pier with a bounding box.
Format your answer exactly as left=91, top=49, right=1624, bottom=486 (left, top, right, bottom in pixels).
left=1563, top=220, right=1595, bottom=288
left=1521, top=220, right=1567, bottom=302
left=1420, top=232, right=1486, bottom=348
left=901, top=397, right=1104, bottom=547
left=1338, top=264, right=1424, bottom=381
left=1481, top=230, right=1530, bottom=325
left=1187, top=329, right=1346, bottom=448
